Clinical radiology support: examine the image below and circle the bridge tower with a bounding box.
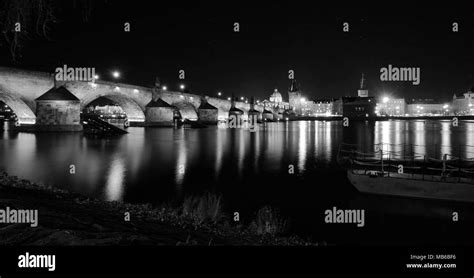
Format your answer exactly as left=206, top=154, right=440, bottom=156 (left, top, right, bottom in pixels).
left=288, top=79, right=302, bottom=115
left=358, top=73, right=369, bottom=97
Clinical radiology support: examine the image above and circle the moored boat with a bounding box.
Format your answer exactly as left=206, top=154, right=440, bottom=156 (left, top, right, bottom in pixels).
left=339, top=143, right=474, bottom=203
left=347, top=170, right=474, bottom=202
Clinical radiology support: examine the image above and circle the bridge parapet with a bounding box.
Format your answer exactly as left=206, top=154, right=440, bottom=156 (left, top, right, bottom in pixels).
left=0, top=67, right=282, bottom=126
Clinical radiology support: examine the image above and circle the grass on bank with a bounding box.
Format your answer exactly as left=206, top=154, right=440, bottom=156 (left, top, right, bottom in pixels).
left=0, top=171, right=317, bottom=245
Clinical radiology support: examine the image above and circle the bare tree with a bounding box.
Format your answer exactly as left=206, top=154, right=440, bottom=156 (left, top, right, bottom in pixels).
left=0, top=0, right=99, bottom=62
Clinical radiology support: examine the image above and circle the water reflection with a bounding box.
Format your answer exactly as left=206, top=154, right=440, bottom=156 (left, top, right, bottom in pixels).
left=298, top=121, right=307, bottom=172
left=440, top=121, right=452, bottom=157
left=1, top=120, right=474, bottom=204
left=105, top=154, right=125, bottom=201
left=466, top=121, right=474, bottom=159
left=413, top=121, right=426, bottom=158
left=175, top=129, right=187, bottom=190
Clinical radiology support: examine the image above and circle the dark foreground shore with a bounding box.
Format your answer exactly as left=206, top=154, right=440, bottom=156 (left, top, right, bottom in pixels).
left=0, top=171, right=316, bottom=246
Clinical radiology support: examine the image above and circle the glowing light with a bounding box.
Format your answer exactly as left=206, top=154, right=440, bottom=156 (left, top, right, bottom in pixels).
left=218, top=92, right=222, bottom=96
left=240, top=97, right=244, bottom=100
left=443, top=104, right=449, bottom=109
left=162, top=86, right=167, bottom=91
left=382, top=97, right=390, bottom=103
left=300, top=98, right=306, bottom=103
left=112, top=71, right=120, bottom=79
left=227, top=97, right=231, bottom=101
left=180, top=95, right=184, bottom=98
left=180, top=84, right=185, bottom=90
left=133, top=89, right=139, bottom=93
left=114, top=86, right=120, bottom=91
left=94, top=74, right=99, bottom=80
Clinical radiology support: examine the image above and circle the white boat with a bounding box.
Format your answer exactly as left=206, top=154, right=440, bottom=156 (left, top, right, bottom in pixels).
left=347, top=169, right=474, bottom=203
left=339, top=142, right=474, bottom=203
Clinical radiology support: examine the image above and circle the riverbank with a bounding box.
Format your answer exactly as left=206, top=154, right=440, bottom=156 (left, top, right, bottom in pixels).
left=0, top=171, right=316, bottom=246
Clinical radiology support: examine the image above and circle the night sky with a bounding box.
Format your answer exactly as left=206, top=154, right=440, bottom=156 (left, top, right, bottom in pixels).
left=1, top=2, right=474, bottom=102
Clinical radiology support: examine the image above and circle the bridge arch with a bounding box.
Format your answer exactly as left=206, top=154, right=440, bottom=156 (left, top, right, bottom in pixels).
left=0, top=87, right=36, bottom=124
left=172, top=101, right=198, bottom=120
left=83, top=94, right=145, bottom=123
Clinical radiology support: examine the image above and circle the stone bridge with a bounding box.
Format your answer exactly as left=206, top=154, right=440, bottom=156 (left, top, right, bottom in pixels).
left=0, top=67, right=276, bottom=125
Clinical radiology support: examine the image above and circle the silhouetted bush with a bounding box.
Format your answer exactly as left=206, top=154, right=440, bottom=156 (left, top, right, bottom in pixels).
left=181, top=193, right=226, bottom=225
left=250, top=206, right=289, bottom=236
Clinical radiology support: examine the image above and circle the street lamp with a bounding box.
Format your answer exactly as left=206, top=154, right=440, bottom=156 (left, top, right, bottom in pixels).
left=218, top=92, right=222, bottom=96
left=180, top=84, right=185, bottom=90
left=240, top=97, right=244, bottom=101
left=112, top=71, right=120, bottom=79
left=162, top=86, right=167, bottom=91
left=94, top=74, right=99, bottom=80
left=227, top=97, right=231, bottom=101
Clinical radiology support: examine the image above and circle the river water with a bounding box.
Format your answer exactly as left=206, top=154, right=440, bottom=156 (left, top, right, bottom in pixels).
left=2, top=119, right=474, bottom=244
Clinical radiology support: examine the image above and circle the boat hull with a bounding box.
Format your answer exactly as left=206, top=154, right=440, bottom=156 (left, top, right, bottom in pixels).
left=347, top=170, right=474, bottom=203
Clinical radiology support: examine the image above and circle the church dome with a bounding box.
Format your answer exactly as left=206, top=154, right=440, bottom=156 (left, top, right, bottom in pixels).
left=269, top=89, right=283, bottom=103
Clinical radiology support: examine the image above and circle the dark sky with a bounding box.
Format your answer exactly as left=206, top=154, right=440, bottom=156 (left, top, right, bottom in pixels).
left=2, top=2, right=474, bottom=102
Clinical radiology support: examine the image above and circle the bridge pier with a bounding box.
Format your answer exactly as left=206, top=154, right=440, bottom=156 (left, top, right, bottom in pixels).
left=145, top=98, right=175, bottom=127
left=248, top=98, right=262, bottom=123
left=197, top=98, right=218, bottom=125
left=34, top=86, right=82, bottom=131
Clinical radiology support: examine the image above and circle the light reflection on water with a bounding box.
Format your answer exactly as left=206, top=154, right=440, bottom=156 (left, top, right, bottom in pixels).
left=1, top=120, right=474, bottom=203
left=105, top=154, right=125, bottom=201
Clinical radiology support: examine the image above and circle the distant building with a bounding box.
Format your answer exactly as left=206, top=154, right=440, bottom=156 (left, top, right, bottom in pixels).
left=269, top=88, right=283, bottom=103
left=332, top=98, right=343, bottom=116
left=263, top=88, right=289, bottom=110
left=406, top=98, right=446, bottom=116
left=452, top=87, right=474, bottom=115
left=333, top=74, right=376, bottom=117
left=337, top=96, right=376, bottom=117
left=304, top=99, right=333, bottom=116
left=375, top=98, right=407, bottom=116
